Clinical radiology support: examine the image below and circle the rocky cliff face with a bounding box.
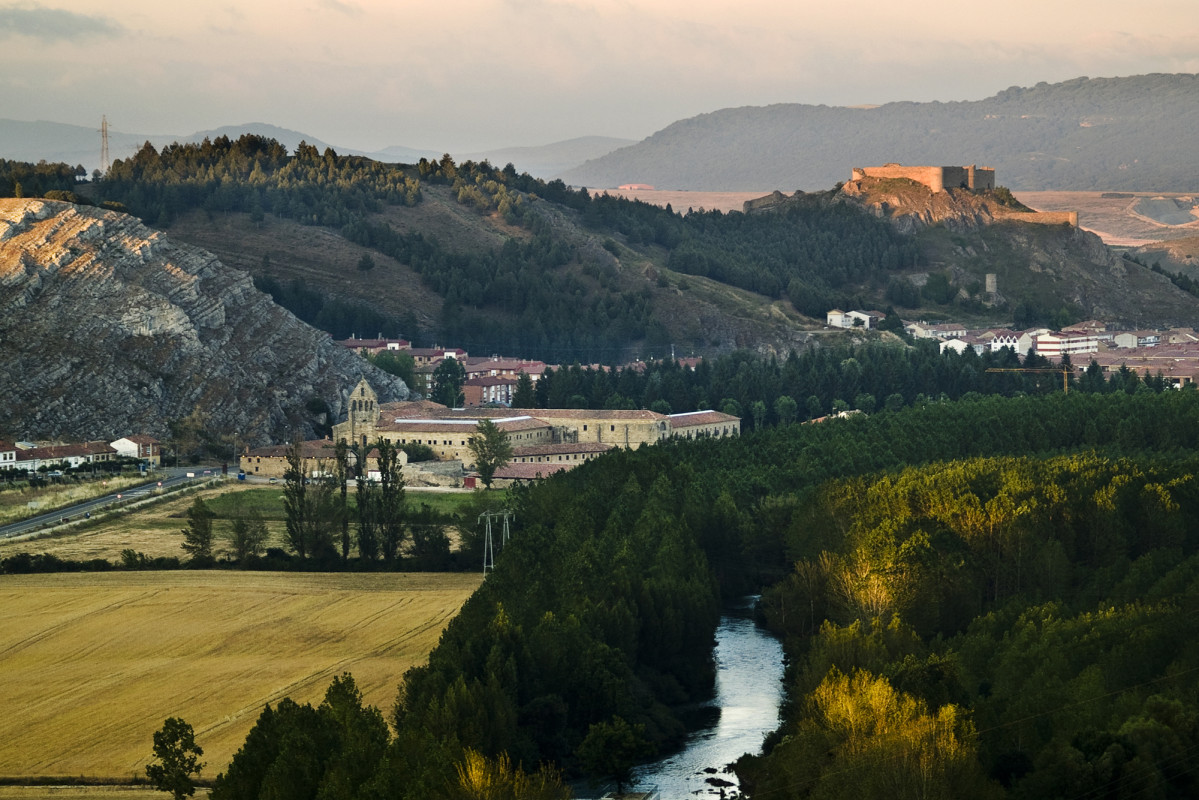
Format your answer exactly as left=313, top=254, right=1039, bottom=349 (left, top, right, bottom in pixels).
left=839, top=177, right=1014, bottom=234
left=0, top=199, right=408, bottom=444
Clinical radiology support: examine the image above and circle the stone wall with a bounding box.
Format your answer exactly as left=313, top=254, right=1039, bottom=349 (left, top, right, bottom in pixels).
left=851, top=164, right=995, bottom=193
left=742, top=191, right=789, bottom=214
left=998, top=210, right=1079, bottom=227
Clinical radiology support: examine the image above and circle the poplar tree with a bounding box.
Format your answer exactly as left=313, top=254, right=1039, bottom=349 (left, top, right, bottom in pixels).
left=180, top=497, right=215, bottom=562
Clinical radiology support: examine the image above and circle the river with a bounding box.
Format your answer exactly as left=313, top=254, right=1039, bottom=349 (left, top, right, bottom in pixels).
left=629, top=598, right=784, bottom=800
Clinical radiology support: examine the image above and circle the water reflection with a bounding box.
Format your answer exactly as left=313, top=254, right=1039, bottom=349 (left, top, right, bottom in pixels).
left=630, top=599, right=783, bottom=799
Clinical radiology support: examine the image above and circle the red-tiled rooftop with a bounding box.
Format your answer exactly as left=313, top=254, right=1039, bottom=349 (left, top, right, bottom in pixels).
left=246, top=440, right=342, bottom=459
left=669, top=410, right=740, bottom=426
left=511, top=442, right=614, bottom=457
left=121, top=434, right=160, bottom=444
left=381, top=400, right=450, bottom=418
left=24, top=441, right=117, bottom=459
left=491, top=462, right=571, bottom=480
left=465, top=375, right=519, bottom=386
left=376, top=416, right=548, bottom=433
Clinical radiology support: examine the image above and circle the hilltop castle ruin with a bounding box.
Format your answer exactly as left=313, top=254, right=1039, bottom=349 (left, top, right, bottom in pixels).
left=851, top=163, right=996, bottom=193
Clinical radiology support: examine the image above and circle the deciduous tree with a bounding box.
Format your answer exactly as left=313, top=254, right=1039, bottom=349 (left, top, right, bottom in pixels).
left=146, top=717, right=204, bottom=800
left=468, top=419, right=513, bottom=489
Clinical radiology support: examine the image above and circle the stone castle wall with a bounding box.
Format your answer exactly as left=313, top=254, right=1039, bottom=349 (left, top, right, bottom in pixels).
left=743, top=191, right=788, bottom=213
left=851, top=164, right=995, bottom=193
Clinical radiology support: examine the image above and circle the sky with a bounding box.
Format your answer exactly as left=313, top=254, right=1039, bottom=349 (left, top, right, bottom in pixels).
left=1, top=0, right=1197, bottom=154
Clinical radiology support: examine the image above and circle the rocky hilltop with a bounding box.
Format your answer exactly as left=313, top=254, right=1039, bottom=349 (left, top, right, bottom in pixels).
left=743, top=180, right=1199, bottom=328
left=0, top=199, right=408, bottom=445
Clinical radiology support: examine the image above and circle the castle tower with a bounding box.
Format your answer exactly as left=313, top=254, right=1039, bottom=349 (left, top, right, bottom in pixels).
left=345, top=378, right=378, bottom=450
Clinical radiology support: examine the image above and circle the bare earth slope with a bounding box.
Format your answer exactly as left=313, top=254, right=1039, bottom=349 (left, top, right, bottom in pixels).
left=0, top=199, right=407, bottom=444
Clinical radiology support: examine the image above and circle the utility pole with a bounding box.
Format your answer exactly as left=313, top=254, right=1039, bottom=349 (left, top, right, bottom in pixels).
left=98, top=115, right=110, bottom=174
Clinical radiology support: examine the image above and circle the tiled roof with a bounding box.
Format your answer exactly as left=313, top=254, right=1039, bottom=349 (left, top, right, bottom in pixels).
left=382, top=400, right=450, bottom=418
left=23, top=441, right=117, bottom=459
left=246, top=440, right=341, bottom=459
left=494, top=417, right=552, bottom=433
left=376, top=416, right=548, bottom=434
left=669, top=410, right=740, bottom=427
left=491, top=462, right=571, bottom=480
left=465, top=375, right=519, bottom=387
left=511, top=442, right=614, bottom=457
left=337, top=337, right=410, bottom=349
left=514, top=408, right=666, bottom=421
left=377, top=418, right=481, bottom=433
left=122, top=434, right=160, bottom=445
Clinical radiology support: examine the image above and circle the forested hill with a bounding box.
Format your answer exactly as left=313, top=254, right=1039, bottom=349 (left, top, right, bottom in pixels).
left=204, top=389, right=1199, bottom=800
left=84, top=136, right=921, bottom=361
left=11, top=133, right=1196, bottom=363
left=560, top=73, right=1199, bottom=192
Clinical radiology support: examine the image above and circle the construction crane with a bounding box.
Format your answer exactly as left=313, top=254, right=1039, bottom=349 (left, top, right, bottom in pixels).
left=985, top=366, right=1074, bottom=393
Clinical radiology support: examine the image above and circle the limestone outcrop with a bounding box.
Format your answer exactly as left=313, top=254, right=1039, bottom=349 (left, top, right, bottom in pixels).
left=838, top=177, right=1076, bottom=234
left=0, top=199, right=408, bottom=445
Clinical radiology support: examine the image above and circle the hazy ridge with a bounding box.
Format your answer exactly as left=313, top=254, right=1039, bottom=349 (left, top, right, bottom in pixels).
left=0, top=119, right=632, bottom=180
left=559, top=73, right=1199, bottom=192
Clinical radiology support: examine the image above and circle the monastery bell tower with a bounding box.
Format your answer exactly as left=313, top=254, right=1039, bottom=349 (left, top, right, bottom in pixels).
left=346, top=378, right=379, bottom=450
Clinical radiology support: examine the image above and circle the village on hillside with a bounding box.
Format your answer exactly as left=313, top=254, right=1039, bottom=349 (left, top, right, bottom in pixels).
left=13, top=310, right=1199, bottom=491
left=828, top=309, right=1199, bottom=388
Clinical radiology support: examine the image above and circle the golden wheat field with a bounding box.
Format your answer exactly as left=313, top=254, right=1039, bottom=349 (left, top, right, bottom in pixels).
left=0, top=571, right=482, bottom=780
left=0, top=788, right=196, bottom=800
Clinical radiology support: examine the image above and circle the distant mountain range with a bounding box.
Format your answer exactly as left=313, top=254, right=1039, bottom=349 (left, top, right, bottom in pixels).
left=0, top=119, right=633, bottom=180
left=559, top=73, right=1199, bottom=192
left=6, top=73, right=1197, bottom=195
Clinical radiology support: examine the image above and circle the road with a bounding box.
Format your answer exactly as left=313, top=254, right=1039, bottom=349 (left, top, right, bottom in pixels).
left=0, top=467, right=216, bottom=541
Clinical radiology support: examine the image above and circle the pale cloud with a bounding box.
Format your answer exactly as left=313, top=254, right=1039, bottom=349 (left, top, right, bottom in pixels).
left=316, top=0, right=363, bottom=16
left=0, top=3, right=122, bottom=40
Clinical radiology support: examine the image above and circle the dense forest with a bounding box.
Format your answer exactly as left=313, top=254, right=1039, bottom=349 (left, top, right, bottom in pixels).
left=469, top=342, right=1165, bottom=429
left=206, top=389, right=1199, bottom=799
left=0, top=158, right=83, bottom=198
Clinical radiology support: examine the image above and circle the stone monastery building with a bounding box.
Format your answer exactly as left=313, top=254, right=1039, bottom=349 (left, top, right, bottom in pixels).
left=331, top=379, right=740, bottom=471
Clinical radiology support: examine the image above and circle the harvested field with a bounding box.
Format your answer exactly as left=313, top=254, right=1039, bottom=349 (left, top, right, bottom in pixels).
left=0, top=789, right=193, bottom=800
left=0, top=571, right=481, bottom=780
left=0, top=483, right=496, bottom=564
